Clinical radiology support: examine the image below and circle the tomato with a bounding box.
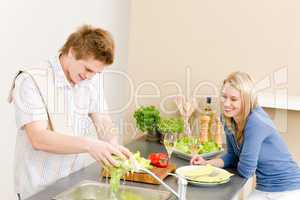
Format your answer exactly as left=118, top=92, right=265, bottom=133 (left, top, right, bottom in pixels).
left=148, top=153, right=169, bottom=168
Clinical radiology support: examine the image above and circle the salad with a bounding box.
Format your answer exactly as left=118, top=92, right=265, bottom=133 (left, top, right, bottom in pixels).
left=175, top=136, right=221, bottom=155
left=107, top=151, right=152, bottom=193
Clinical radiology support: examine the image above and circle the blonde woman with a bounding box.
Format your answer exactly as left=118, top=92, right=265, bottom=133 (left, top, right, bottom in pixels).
left=191, top=72, right=300, bottom=199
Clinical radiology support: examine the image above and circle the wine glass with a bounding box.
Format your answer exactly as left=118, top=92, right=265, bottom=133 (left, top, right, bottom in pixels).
left=188, top=135, right=200, bottom=156
left=164, top=132, right=177, bottom=160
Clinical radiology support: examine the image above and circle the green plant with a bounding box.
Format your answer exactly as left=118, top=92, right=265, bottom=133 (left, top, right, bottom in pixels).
left=158, top=118, right=184, bottom=134
left=133, top=106, right=161, bottom=132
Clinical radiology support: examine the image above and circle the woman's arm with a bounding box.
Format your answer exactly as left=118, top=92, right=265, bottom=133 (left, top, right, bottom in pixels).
left=206, top=158, right=225, bottom=168
left=237, top=122, right=269, bottom=178
left=191, top=155, right=224, bottom=167
left=220, top=133, right=239, bottom=168
left=191, top=133, right=237, bottom=168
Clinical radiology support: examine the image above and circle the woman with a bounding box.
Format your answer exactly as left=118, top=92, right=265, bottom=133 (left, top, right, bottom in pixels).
left=191, top=71, right=300, bottom=199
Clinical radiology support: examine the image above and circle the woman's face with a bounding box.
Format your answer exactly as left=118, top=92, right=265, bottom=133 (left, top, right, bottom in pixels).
left=221, top=82, right=242, bottom=121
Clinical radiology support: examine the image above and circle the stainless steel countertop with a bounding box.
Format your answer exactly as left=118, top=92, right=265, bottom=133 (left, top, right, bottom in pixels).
left=26, top=136, right=247, bottom=200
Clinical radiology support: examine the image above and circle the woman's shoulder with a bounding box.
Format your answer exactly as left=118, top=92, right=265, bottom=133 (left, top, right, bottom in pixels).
left=245, top=106, right=277, bottom=136
left=247, top=107, right=273, bottom=125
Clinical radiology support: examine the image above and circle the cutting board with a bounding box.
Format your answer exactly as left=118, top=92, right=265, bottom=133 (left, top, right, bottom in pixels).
left=101, top=163, right=176, bottom=185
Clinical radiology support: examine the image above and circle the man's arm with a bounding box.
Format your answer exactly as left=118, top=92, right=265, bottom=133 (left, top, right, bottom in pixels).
left=25, top=120, right=89, bottom=153
left=89, top=112, right=119, bottom=145
left=24, top=120, right=129, bottom=166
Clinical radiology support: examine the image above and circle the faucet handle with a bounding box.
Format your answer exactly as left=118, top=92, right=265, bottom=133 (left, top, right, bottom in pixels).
left=177, top=175, right=188, bottom=185
left=168, top=173, right=187, bottom=200
left=167, top=172, right=187, bottom=183
left=177, top=175, right=187, bottom=200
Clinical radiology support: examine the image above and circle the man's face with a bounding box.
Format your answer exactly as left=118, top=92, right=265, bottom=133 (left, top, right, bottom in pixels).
left=66, top=51, right=106, bottom=85
left=220, top=82, right=242, bottom=120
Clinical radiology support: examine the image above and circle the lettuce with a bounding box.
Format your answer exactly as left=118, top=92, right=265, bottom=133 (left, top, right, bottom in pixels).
left=175, top=137, right=220, bottom=155
left=108, top=151, right=152, bottom=193
left=175, top=137, right=190, bottom=153
left=199, top=141, right=219, bottom=154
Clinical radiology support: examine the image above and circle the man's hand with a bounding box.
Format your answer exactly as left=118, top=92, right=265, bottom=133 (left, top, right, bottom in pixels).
left=24, top=120, right=133, bottom=168
left=87, top=139, right=132, bottom=167
left=190, top=155, right=207, bottom=165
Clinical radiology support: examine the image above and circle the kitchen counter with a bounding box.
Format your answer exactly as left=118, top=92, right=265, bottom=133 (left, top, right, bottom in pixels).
left=26, top=136, right=247, bottom=200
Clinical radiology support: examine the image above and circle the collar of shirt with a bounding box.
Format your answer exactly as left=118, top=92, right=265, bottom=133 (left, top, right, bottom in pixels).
left=48, top=55, right=72, bottom=89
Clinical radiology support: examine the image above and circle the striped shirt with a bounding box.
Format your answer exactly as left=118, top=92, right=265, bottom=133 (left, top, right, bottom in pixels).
left=12, top=55, right=107, bottom=199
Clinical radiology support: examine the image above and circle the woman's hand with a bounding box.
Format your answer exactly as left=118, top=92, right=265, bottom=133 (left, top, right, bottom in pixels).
left=190, top=155, right=207, bottom=165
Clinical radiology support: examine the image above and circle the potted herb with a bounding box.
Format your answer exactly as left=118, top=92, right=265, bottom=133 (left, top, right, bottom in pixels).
left=133, top=106, right=161, bottom=141
left=158, top=118, right=184, bottom=143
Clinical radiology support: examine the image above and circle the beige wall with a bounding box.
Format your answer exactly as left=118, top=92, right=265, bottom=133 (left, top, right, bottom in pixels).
left=125, top=0, right=300, bottom=162
left=128, top=0, right=300, bottom=96
left=265, top=108, right=300, bottom=164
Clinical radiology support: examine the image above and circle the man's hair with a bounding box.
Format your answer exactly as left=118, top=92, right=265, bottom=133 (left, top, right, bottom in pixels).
left=60, top=25, right=114, bottom=65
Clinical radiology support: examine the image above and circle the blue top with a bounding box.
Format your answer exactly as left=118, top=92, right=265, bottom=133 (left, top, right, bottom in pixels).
left=221, top=106, right=300, bottom=192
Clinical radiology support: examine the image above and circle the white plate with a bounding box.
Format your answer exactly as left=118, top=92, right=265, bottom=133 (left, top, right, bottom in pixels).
left=175, top=165, right=232, bottom=186
left=173, top=148, right=224, bottom=161
left=187, top=178, right=230, bottom=186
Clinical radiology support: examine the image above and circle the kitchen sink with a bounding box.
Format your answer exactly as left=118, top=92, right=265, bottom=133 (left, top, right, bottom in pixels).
left=52, top=180, right=174, bottom=200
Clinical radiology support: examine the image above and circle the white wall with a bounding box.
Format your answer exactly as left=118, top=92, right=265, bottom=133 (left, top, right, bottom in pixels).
left=0, top=0, right=130, bottom=199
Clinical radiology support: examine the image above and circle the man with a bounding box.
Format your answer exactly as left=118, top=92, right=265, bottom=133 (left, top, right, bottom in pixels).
left=9, top=25, right=132, bottom=199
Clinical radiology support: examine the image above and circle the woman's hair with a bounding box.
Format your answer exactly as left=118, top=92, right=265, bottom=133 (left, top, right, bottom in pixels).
left=221, top=71, right=258, bottom=145
left=60, top=25, right=115, bottom=65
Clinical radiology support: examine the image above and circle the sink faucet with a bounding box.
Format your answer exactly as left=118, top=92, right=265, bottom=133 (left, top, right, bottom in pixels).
left=169, top=172, right=188, bottom=200
left=131, top=159, right=187, bottom=200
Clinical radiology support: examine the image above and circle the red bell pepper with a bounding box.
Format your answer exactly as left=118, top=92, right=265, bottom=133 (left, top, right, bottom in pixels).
left=148, top=152, right=169, bottom=168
